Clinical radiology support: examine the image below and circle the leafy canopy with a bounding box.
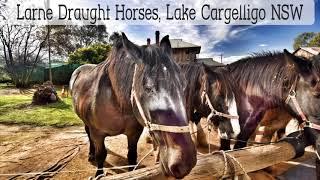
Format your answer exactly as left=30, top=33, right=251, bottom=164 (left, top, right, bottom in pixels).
left=68, top=43, right=111, bottom=64
left=293, top=32, right=320, bottom=50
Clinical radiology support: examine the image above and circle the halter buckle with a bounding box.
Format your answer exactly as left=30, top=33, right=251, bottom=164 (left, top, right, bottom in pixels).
left=289, top=90, right=296, bottom=97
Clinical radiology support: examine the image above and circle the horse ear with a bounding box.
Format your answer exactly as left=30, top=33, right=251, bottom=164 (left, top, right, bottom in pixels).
left=284, top=49, right=312, bottom=75
left=122, top=32, right=143, bottom=64
left=160, top=35, right=173, bottom=56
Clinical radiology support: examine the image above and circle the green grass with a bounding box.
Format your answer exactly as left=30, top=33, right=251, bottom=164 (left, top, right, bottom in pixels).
left=0, top=94, right=82, bottom=127
left=0, top=83, right=14, bottom=89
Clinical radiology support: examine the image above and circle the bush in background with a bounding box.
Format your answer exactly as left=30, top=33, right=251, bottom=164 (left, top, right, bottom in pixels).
left=0, top=67, right=11, bottom=83
left=68, top=43, right=111, bottom=64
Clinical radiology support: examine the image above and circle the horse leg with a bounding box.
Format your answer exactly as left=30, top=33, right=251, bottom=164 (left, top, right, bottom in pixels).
left=218, top=119, right=232, bottom=150
left=191, top=112, right=209, bottom=147
left=196, top=122, right=208, bottom=147
left=90, top=130, right=107, bottom=177
left=126, top=125, right=143, bottom=171
left=220, top=138, right=231, bottom=151
left=316, top=159, right=320, bottom=180
left=277, top=128, right=286, bottom=138
left=189, top=121, right=198, bottom=146
left=234, top=110, right=265, bottom=149
left=85, top=125, right=95, bottom=162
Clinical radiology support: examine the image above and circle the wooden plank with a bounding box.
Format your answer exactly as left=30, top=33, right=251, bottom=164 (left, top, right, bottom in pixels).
left=102, top=141, right=297, bottom=180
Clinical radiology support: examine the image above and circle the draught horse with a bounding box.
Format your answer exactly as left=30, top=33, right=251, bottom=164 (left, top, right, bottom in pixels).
left=70, top=33, right=196, bottom=178
left=249, top=54, right=320, bottom=178
left=223, top=50, right=320, bottom=150
left=180, top=63, right=239, bottom=150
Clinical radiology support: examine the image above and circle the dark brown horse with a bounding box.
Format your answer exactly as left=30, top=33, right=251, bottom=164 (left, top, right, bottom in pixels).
left=249, top=54, right=320, bottom=178
left=252, top=54, right=320, bottom=144
left=224, top=50, right=320, bottom=152
left=70, top=33, right=196, bottom=178
left=180, top=63, right=238, bottom=150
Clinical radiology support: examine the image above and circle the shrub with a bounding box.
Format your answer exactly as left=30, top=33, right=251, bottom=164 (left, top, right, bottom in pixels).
left=0, top=67, right=12, bottom=83
left=68, top=43, right=111, bottom=64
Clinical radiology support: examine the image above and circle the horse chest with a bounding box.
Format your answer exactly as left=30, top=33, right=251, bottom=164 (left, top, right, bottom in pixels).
left=93, top=102, right=137, bottom=135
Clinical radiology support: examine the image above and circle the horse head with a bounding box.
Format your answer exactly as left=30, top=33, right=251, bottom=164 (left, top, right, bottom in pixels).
left=284, top=50, right=320, bottom=151
left=122, top=33, right=196, bottom=178
left=201, top=65, right=238, bottom=141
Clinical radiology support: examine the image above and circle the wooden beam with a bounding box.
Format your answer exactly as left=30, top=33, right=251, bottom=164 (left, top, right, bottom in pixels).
left=102, top=141, right=299, bottom=180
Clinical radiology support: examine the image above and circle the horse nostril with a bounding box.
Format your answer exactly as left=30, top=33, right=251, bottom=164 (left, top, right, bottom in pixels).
left=169, top=162, right=188, bottom=179
left=313, top=91, right=320, bottom=98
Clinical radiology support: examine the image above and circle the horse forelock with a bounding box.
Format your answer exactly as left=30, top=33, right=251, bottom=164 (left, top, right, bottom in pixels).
left=207, top=66, right=234, bottom=103
left=180, top=63, right=206, bottom=103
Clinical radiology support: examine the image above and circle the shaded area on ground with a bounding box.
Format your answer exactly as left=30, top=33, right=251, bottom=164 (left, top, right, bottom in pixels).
left=0, top=123, right=317, bottom=180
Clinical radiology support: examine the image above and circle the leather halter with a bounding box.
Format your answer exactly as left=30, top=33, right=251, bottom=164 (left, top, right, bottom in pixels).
left=201, top=80, right=239, bottom=120
left=130, top=64, right=190, bottom=133
left=285, top=77, right=320, bottom=131
left=201, top=91, right=239, bottom=120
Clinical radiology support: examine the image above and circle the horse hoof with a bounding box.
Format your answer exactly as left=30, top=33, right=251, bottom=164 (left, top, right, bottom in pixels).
left=219, top=147, right=231, bottom=151
left=95, top=170, right=104, bottom=178
left=88, top=154, right=95, bottom=162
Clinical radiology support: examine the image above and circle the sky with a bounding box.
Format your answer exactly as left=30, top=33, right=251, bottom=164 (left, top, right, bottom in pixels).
left=97, top=0, right=320, bottom=64
left=13, top=0, right=318, bottom=64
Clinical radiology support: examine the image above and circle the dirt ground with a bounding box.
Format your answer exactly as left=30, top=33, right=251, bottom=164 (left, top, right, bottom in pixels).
left=0, top=122, right=317, bottom=180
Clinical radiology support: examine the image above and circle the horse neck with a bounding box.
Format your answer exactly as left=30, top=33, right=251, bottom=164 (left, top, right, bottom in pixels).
left=227, top=59, right=296, bottom=106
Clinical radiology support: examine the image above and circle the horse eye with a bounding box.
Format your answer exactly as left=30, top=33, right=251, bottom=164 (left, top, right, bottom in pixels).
left=144, top=82, right=154, bottom=93
left=311, top=79, right=317, bottom=87
left=145, top=86, right=153, bottom=93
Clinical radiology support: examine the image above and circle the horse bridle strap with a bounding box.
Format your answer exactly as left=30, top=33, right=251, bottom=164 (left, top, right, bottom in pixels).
left=130, top=64, right=190, bottom=133
left=285, top=78, right=320, bottom=131
left=201, top=91, right=239, bottom=120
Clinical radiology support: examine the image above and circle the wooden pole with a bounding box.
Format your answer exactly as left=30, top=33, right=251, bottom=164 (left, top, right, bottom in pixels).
left=45, top=0, right=52, bottom=83
left=47, top=25, right=52, bottom=83
left=102, top=141, right=299, bottom=180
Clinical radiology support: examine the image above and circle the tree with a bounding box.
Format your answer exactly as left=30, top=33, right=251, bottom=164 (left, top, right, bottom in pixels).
left=293, top=32, right=316, bottom=50
left=68, top=43, right=111, bottom=64
left=41, top=25, right=109, bottom=57
left=309, top=33, right=320, bottom=47
left=0, top=25, right=49, bottom=87
left=73, top=25, right=108, bottom=47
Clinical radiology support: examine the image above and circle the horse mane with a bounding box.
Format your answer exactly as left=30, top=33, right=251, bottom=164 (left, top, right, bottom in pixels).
left=227, top=52, right=298, bottom=102
left=312, top=54, right=320, bottom=73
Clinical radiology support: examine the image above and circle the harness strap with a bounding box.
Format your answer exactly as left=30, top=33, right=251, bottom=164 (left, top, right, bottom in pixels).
left=302, top=121, right=320, bottom=130
left=201, top=91, right=239, bottom=120
left=149, top=124, right=190, bottom=133
left=285, top=78, right=320, bottom=131
left=130, top=64, right=190, bottom=133
left=286, top=91, right=308, bottom=122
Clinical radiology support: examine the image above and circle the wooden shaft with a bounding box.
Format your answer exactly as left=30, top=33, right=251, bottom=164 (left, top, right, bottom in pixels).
left=102, top=141, right=297, bottom=180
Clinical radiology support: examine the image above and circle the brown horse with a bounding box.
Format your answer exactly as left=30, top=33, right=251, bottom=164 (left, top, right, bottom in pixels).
left=251, top=108, right=292, bottom=143
left=225, top=50, right=320, bottom=150
left=252, top=54, right=320, bottom=144
left=70, top=33, right=196, bottom=178
left=180, top=63, right=238, bottom=150
left=250, top=54, right=320, bottom=178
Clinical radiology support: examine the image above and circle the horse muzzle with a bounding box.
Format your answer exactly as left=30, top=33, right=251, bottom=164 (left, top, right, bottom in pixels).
left=158, top=136, right=197, bottom=179
left=149, top=109, right=197, bottom=178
